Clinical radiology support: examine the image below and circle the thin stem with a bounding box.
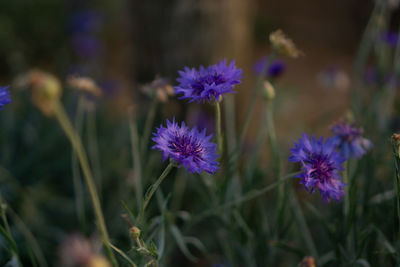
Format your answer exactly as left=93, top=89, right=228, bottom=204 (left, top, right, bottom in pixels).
left=138, top=163, right=174, bottom=224
left=238, top=54, right=275, bottom=147
left=224, top=96, right=237, bottom=155
left=215, top=101, right=223, bottom=154
left=227, top=55, right=275, bottom=175
left=72, top=96, right=86, bottom=232
left=6, top=199, right=48, bottom=267
left=141, top=98, right=158, bottom=158
left=128, top=109, right=143, bottom=209
left=0, top=199, right=22, bottom=266
left=289, top=193, right=319, bottom=260
left=343, top=161, right=350, bottom=223
left=391, top=140, right=400, bottom=237
left=192, top=171, right=300, bottom=223
left=87, top=104, right=103, bottom=201
left=52, top=100, right=118, bottom=267
left=110, top=243, right=137, bottom=267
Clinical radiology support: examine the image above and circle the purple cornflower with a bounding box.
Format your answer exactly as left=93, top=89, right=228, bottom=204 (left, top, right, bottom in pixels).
left=254, top=56, right=286, bottom=78
left=152, top=118, right=219, bottom=174
left=289, top=134, right=346, bottom=202
left=175, top=59, right=242, bottom=103
left=330, top=120, right=372, bottom=159
left=0, top=86, right=11, bottom=110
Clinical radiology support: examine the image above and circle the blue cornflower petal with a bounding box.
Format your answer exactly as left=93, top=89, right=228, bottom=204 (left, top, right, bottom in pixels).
left=152, top=118, right=219, bottom=174
left=0, top=86, right=11, bottom=110
left=289, top=133, right=346, bottom=202
left=330, top=119, right=372, bottom=159
left=175, top=59, right=243, bottom=103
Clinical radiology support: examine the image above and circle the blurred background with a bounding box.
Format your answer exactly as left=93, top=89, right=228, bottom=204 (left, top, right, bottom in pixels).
left=0, top=0, right=399, bottom=266
left=0, top=0, right=378, bottom=132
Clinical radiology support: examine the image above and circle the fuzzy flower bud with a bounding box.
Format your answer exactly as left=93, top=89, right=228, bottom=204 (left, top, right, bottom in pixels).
left=131, top=226, right=141, bottom=238
left=142, top=76, right=174, bottom=103
left=87, top=256, right=111, bottom=267
left=18, top=70, right=62, bottom=116
left=269, top=29, right=303, bottom=58
left=299, top=256, right=316, bottom=267
left=392, top=133, right=400, bottom=158
left=262, top=81, right=275, bottom=101
left=67, top=75, right=102, bottom=97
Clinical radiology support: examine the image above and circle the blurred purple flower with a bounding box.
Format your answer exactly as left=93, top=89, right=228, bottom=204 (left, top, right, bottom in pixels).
left=289, top=133, right=346, bottom=202
left=175, top=59, right=243, bottom=103
left=71, top=34, right=103, bottom=59
left=186, top=108, right=215, bottom=134
left=253, top=56, right=286, bottom=78
left=68, top=10, right=102, bottom=34
left=381, top=31, right=398, bottom=47
left=152, top=118, right=219, bottom=174
left=0, top=86, right=11, bottom=110
left=330, top=119, right=372, bottom=159
left=317, top=65, right=350, bottom=91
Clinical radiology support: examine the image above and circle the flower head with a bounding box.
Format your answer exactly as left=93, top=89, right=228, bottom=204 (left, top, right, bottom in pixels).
left=142, top=76, right=174, bottom=102
left=152, top=118, right=219, bottom=174
left=175, top=59, right=242, bottom=103
left=254, top=57, right=286, bottom=78
left=330, top=119, right=372, bottom=159
left=0, top=86, right=11, bottom=110
left=269, top=29, right=303, bottom=58
left=289, top=134, right=346, bottom=202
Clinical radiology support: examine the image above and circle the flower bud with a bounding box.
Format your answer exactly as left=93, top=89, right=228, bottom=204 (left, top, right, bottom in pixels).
left=22, top=70, right=62, bottom=116
left=67, top=75, right=103, bottom=97
left=87, top=256, right=111, bottom=267
left=141, top=76, right=174, bottom=103
left=392, top=133, right=400, bottom=157
left=131, top=226, right=141, bottom=237
left=262, top=81, right=275, bottom=101
left=269, top=29, right=303, bottom=58
left=299, top=256, right=316, bottom=267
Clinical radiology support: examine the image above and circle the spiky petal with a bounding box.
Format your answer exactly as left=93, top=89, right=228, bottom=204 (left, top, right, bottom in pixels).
left=289, top=133, right=346, bottom=202
left=152, top=118, right=219, bottom=174
left=175, top=59, right=242, bottom=103
left=0, top=86, right=11, bottom=110
left=330, top=120, right=372, bottom=159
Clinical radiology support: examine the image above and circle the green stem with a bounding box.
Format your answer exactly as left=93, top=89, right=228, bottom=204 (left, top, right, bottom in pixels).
left=138, top=163, right=174, bottom=224
left=215, top=101, right=223, bottom=154
left=52, top=100, right=118, bottom=267
left=87, top=104, right=103, bottom=201
left=228, top=55, right=275, bottom=175
left=289, top=193, right=319, bottom=260
left=192, top=171, right=300, bottom=223
left=352, top=4, right=379, bottom=116
left=391, top=140, right=400, bottom=237
left=72, top=96, right=86, bottom=232
left=0, top=199, right=22, bottom=266
left=128, top=109, right=143, bottom=209
left=343, top=161, right=350, bottom=224
left=223, top=96, right=237, bottom=155
left=238, top=54, right=275, bottom=147
left=141, top=98, right=158, bottom=158
left=110, top=243, right=137, bottom=267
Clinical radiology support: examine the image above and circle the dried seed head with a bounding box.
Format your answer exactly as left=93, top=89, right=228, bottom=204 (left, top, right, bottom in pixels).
left=269, top=29, right=303, bottom=58
left=67, top=75, right=103, bottom=97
